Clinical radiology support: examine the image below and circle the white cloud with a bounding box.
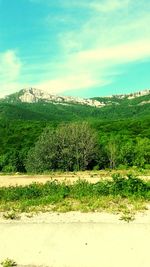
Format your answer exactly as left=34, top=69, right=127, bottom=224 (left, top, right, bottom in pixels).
left=1, top=1, right=150, bottom=97
left=0, top=50, right=21, bottom=80
left=35, top=38, right=150, bottom=94
left=36, top=73, right=109, bottom=94
left=76, top=40, right=150, bottom=64
left=0, top=50, right=22, bottom=97
left=37, top=1, right=150, bottom=95
left=90, top=0, right=130, bottom=13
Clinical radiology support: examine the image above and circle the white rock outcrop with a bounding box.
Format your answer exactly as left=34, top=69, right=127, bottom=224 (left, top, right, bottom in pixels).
left=18, top=88, right=106, bottom=108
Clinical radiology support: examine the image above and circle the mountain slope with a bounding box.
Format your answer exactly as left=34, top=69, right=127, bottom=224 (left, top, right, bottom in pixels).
left=0, top=88, right=150, bottom=122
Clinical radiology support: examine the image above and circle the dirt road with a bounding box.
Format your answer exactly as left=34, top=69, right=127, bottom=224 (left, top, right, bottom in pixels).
left=0, top=173, right=110, bottom=187
left=0, top=172, right=150, bottom=187
left=0, top=211, right=150, bottom=267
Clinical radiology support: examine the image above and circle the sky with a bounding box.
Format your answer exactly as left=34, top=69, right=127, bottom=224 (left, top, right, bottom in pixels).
left=0, top=0, right=150, bottom=98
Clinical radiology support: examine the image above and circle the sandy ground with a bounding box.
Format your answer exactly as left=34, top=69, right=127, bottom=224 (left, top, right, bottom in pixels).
left=0, top=173, right=150, bottom=266
left=0, top=173, right=150, bottom=187
left=0, top=174, right=109, bottom=187
left=0, top=211, right=150, bottom=267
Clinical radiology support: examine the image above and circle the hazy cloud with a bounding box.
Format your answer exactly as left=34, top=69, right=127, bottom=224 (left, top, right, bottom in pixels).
left=1, top=0, right=150, bottom=96
left=36, top=0, right=150, bottom=94
left=90, top=0, right=130, bottom=12
left=0, top=50, right=22, bottom=97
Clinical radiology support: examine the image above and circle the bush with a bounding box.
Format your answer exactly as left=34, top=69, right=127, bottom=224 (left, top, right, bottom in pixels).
left=2, top=165, right=16, bottom=173
left=70, top=180, right=93, bottom=199
left=111, top=174, right=149, bottom=198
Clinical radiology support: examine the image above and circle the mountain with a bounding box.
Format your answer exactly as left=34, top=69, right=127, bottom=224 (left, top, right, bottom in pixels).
left=2, top=88, right=105, bottom=108
left=2, top=87, right=150, bottom=107
left=0, top=88, right=150, bottom=122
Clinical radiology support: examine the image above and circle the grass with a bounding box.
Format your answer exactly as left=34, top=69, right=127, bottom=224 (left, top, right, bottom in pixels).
left=3, top=210, right=20, bottom=220
left=119, top=212, right=135, bottom=223
left=0, top=174, right=149, bottom=219
left=1, top=258, right=17, bottom=267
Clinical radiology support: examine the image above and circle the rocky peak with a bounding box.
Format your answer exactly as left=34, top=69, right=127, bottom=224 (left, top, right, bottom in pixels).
left=19, top=88, right=63, bottom=103
left=12, top=87, right=105, bottom=108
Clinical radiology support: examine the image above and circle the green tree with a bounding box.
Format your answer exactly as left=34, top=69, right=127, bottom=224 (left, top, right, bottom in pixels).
left=105, top=136, right=119, bottom=169
left=133, top=137, right=150, bottom=167
left=57, top=122, right=99, bottom=170
left=26, top=122, right=99, bottom=172
left=26, top=128, right=58, bottom=173
left=118, top=138, right=134, bottom=167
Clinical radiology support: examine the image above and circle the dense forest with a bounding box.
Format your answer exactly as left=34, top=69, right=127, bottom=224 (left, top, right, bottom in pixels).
left=0, top=90, right=150, bottom=172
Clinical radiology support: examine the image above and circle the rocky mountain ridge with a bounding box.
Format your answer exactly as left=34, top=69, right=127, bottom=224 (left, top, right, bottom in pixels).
left=2, top=87, right=150, bottom=108
left=3, top=88, right=105, bottom=108
left=109, top=89, right=150, bottom=99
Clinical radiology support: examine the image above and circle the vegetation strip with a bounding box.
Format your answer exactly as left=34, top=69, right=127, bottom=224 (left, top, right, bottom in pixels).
left=0, top=174, right=149, bottom=216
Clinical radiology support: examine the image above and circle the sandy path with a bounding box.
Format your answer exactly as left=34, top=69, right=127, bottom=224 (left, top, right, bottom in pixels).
left=0, top=173, right=150, bottom=187
left=0, top=211, right=150, bottom=267
left=0, top=174, right=109, bottom=187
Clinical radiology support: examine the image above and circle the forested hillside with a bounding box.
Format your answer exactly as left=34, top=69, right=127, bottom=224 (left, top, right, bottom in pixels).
left=0, top=89, right=150, bottom=172
left=0, top=90, right=150, bottom=122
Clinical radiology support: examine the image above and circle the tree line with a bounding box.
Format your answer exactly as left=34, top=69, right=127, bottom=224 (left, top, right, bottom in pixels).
left=26, top=122, right=150, bottom=173
left=0, top=121, right=150, bottom=173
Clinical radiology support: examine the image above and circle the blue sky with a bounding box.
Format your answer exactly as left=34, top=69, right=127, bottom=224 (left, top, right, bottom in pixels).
left=0, top=0, right=150, bottom=98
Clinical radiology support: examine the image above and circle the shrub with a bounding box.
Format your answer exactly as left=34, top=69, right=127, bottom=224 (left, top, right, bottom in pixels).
left=1, top=258, right=17, bottom=267
left=111, top=174, right=149, bottom=198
